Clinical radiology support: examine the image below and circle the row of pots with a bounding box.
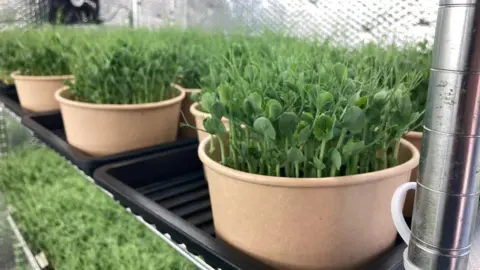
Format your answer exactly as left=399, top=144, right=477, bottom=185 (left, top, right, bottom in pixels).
left=11, top=72, right=206, bottom=156
left=11, top=72, right=424, bottom=269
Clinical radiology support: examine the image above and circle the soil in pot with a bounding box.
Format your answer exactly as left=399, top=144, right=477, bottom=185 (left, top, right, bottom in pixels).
left=11, top=72, right=73, bottom=113
left=172, top=83, right=201, bottom=140
left=189, top=102, right=229, bottom=142
left=402, top=131, right=422, bottom=217
left=55, top=86, right=185, bottom=157
left=198, top=135, right=420, bottom=270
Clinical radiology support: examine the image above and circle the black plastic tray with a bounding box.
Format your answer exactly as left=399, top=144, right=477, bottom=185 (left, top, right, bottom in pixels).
left=93, top=144, right=408, bottom=270
left=93, top=144, right=274, bottom=270
left=21, top=112, right=198, bottom=176
left=0, top=84, right=24, bottom=116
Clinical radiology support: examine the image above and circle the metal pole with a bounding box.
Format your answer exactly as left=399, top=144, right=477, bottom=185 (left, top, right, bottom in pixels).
left=130, top=0, right=140, bottom=27
left=407, top=0, right=480, bottom=269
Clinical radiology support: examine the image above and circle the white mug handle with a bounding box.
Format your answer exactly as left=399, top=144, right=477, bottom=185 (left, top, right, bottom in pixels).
left=391, top=182, right=416, bottom=245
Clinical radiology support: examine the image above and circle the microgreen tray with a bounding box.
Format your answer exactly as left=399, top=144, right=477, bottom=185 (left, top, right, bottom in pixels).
left=21, top=112, right=197, bottom=176
left=92, top=143, right=408, bottom=270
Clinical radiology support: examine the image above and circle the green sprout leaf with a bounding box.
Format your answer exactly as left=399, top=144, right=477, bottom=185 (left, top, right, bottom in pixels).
left=200, top=92, right=216, bottom=113
left=253, top=117, right=276, bottom=140
left=266, top=99, right=282, bottom=122
left=355, top=96, right=368, bottom=109
left=217, top=83, right=232, bottom=105
left=210, top=102, right=226, bottom=119
left=278, top=112, right=299, bottom=137
left=396, top=93, right=412, bottom=117
left=342, top=140, right=365, bottom=158
left=342, top=106, right=366, bottom=134
left=295, top=121, right=311, bottom=144
left=331, top=149, right=342, bottom=170
left=334, top=63, right=348, bottom=82
left=313, top=114, right=334, bottom=141
left=301, top=112, right=314, bottom=125
left=373, top=90, right=388, bottom=106
left=287, top=147, right=305, bottom=164
left=247, top=92, right=263, bottom=114
left=316, top=91, right=334, bottom=112
left=203, top=117, right=226, bottom=134
left=313, top=157, right=325, bottom=170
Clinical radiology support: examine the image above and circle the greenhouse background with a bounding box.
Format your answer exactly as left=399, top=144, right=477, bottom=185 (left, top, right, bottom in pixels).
left=1, top=0, right=480, bottom=270
left=0, top=0, right=437, bottom=45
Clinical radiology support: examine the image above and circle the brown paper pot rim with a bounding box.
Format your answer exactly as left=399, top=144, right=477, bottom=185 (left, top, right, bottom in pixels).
left=190, top=102, right=230, bottom=124
left=55, top=85, right=186, bottom=111
left=171, top=83, right=201, bottom=94
left=404, top=131, right=422, bottom=139
left=11, top=71, right=74, bottom=81
left=190, top=102, right=211, bottom=118
left=199, top=135, right=420, bottom=188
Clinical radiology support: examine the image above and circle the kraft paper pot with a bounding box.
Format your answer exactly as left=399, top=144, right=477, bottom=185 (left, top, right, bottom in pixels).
left=198, top=135, right=420, bottom=270
left=401, top=131, right=422, bottom=217
left=55, top=86, right=185, bottom=157
left=189, top=102, right=229, bottom=142
left=171, top=83, right=201, bottom=140
left=11, top=72, right=73, bottom=112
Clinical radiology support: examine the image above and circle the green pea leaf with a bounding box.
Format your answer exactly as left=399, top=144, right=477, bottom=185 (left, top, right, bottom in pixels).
left=266, top=99, right=282, bottom=121
left=355, top=96, right=368, bottom=109
left=313, top=114, right=334, bottom=141
left=316, top=90, right=334, bottom=112
left=373, top=90, right=388, bottom=106
left=287, top=147, right=305, bottom=164
left=243, top=98, right=254, bottom=116
left=210, top=102, right=226, bottom=119
left=396, top=93, right=412, bottom=117
left=247, top=92, right=263, bottom=114
left=331, top=149, right=342, bottom=170
left=342, top=140, right=365, bottom=158
left=217, top=83, right=232, bottom=105
left=334, top=63, right=348, bottom=82
left=295, top=121, right=311, bottom=144
left=312, top=157, right=325, bottom=170
left=301, top=112, right=314, bottom=124
left=342, top=106, right=366, bottom=134
left=278, top=112, right=299, bottom=137
left=200, top=92, right=216, bottom=113
left=254, top=117, right=276, bottom=140
left=203, top=117, right=226, bottom=134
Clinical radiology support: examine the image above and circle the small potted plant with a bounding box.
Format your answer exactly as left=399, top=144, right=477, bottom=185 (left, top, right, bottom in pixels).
left=8, top=29, right=74, bottom=112
left=197, top=41, right=421, bottom=269
left=189, top=35, right=265, bottom=141
left=171, top=30, right=228, bottom=140
left=55, top=35, right=184, bottom=157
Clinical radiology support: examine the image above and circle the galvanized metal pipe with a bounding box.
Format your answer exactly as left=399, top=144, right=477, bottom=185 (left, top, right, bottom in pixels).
left=407, top=0, right=480, bottom=269
left=130, top=0, right=140, bottom=27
